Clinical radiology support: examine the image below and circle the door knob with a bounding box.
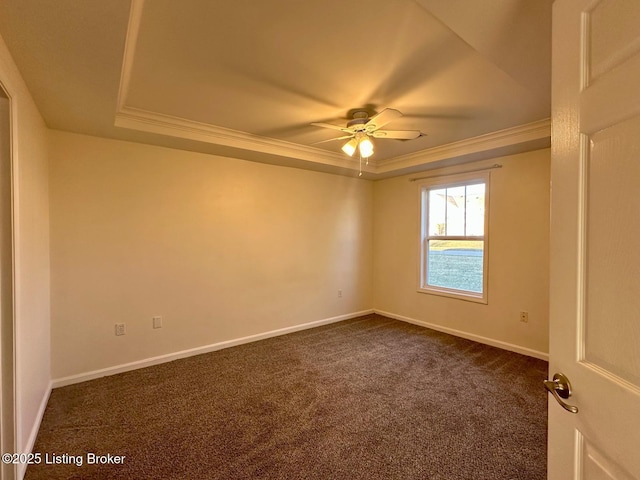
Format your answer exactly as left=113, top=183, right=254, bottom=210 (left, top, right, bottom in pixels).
left=544, top=373, right=578, bottom=413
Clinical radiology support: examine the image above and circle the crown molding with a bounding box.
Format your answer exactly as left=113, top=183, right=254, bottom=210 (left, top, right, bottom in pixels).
left=114, top=105, right=550, bottom=177
left=114, top=106, right=374, bottom=170
left=375, top=118, right=551, bottom=174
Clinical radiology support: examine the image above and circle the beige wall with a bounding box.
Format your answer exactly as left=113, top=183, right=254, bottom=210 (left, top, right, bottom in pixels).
left=49, top=131, right=373, bottom=379
left=0, top=33, right=51, bottom=466
left=373, top=149, right=550, bottom=355
left=49, top=133, right=550, bottom=380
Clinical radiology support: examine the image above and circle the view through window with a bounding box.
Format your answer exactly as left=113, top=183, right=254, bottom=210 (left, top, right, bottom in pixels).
left=419, top=173, right=489, bottom=302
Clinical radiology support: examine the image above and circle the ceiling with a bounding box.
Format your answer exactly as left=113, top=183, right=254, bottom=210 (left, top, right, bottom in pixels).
left=0, top=0, right=552, bottom=178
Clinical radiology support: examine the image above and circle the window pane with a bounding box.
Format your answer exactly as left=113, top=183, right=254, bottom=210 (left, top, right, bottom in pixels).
left=428, top=188, right=446, bottom=236
left=465, top=183, right=485, bottom=236
left=445, top=186, right=466, bottom=236
left=427, top=240, right=484, bottom=293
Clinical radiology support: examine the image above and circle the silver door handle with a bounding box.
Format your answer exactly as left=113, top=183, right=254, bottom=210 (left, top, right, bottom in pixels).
left=544, top=373, right=578, bottom=414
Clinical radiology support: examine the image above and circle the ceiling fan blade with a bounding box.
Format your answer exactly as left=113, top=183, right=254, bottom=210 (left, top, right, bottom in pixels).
left=311, top=135, right=354, bottom=145
left=311, top=122, right=352, bottom=133
left=372, top=130, right=423, bottom=140
left=365, top=108, right=403, bottom=130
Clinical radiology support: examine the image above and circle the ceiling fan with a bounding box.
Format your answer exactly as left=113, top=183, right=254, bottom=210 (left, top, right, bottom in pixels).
left=311, top=108, right=423, bottom=159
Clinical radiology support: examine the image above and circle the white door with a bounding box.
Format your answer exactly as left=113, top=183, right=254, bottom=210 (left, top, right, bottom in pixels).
left=549, top=0, right=640, bottom=478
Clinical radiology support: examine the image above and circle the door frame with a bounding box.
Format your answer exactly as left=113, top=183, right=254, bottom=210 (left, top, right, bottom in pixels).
left=0, top=78, right=17, bottom=480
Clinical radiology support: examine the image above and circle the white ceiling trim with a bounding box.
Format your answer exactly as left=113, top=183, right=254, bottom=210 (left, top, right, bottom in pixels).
left=116, top=0, right=145, bottom=113
left=375, top=118, right=551, bottom=174
left=114, top=106, right=368, bottom=169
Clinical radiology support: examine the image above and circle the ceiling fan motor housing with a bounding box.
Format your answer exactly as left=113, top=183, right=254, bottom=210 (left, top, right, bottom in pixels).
left=347, top=112, right=369, bottom=131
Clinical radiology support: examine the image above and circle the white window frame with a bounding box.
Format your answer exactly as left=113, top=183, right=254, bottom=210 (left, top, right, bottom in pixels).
left=417, top=171, right=490, bottom=304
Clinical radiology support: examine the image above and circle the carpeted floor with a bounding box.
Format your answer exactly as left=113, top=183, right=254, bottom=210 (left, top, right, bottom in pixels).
left=26, top=314, right=548, bottom=479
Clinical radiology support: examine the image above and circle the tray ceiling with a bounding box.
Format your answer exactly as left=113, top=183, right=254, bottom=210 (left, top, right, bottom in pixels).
left=0, top=0, right=552, bottom=178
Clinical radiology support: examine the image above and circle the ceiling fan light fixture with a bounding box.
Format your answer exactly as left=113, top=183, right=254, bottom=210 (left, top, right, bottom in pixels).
left=314, top=108, right=419, bottom=161
left=359, top=136, right=374, bottom=158
left=341, top=137, right=358, bottom=156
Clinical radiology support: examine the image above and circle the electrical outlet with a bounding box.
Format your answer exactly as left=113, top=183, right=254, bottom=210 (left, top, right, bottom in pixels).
left=115, top=323, right=126, bottom=336
left=519, top=311, right=529, bottom=323
left=152, top=316, right=162, bottom=329
left=338, top=289, right=342, bottom=298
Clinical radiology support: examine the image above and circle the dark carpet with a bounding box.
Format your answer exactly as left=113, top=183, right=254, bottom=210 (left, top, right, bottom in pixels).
left=26, top=314, right=548, bottom=479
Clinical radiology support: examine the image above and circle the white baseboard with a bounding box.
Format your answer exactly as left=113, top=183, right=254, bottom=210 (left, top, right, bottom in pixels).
left=375, top=309, right=549, bottom=361
left=18, top=380, right=52, bottom=480
left=52, top=307, right=547, bottom=388
left=52, top=309, right=374, bottom=388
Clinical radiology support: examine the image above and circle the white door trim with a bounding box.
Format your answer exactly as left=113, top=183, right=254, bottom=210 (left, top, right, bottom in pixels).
left=0, top=78, right=17, bottom=480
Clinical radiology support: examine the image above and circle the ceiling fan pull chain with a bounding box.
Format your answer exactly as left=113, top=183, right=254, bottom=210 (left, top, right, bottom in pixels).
left=359, top=153, right=362, bottom=177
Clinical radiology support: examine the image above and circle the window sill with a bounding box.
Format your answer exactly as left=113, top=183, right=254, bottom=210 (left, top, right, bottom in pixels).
left=417, top=286, right=487, bottom=304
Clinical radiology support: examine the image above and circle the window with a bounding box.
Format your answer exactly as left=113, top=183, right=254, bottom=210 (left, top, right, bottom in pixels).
left=418, top=172, right=489, bottom=303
